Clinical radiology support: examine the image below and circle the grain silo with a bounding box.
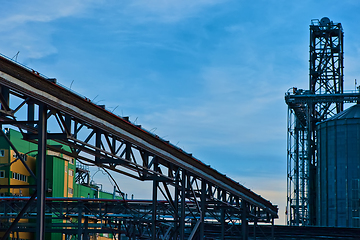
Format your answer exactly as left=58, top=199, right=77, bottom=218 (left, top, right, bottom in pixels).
left=316, top=104, right=360, bottom=227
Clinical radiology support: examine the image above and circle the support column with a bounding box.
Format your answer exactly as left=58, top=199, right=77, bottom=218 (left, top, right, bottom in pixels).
left=95, top=128, right=101, bottom=164
left=78, top=203, right=83, bottom=240
left=242, top=201, right=248, bottom=240
left=221, top=207, right=225, bottom=240
left=221, top=190, right=226, bottom=240
left=271, top=217, right=275, bottom=240
left=174, top=172, right=180, bottom=239
left=151, top=169, right=158, bottom=240
left=83, top=217, right=89, bottom=240
left=199, top=180, right=206, bottom=240
left=27, top=102, right=35, bottom=130
left=36, top=104, right=47, bottom=240
left=253, top=217, right=257, bottom=239
left=180, top=170, right=186, bottom=240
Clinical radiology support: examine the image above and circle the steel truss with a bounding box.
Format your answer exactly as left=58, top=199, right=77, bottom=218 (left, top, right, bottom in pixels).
left=0, top=197, right=274, bottom=240
left=0, top=53, right=277, bottom=239
left=286, top=18, right=360, bottom=226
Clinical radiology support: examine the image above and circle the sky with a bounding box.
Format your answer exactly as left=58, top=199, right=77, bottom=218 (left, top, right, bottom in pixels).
left=1, top=0, right=360, bottom=225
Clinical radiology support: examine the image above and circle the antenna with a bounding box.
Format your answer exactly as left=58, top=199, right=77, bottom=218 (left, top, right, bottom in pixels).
left=12, top=51, right=20, bottom=61
left=111, top=105, right=119, bottom=113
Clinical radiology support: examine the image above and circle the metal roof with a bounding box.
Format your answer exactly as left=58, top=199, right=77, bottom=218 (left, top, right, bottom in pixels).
left=325, top=104, right=360, bottom=121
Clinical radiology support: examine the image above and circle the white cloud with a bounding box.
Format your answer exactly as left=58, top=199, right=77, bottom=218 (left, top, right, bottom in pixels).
left=0, top=0, right=102, bottom=60
left=139, top=64, right=288, bottom=153
left=125, top=0, right=227, bottom=23
left=0, top=0, right=93, bottom=30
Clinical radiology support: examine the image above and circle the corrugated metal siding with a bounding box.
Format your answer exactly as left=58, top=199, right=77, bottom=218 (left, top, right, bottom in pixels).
left=51, top=157, right=66, bottom=197
left=317, top=113, right=360, bottom=227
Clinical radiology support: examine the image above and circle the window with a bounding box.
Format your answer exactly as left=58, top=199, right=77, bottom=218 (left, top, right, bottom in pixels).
left=0, top=150, right=4, bottom=157
left=12, top=152, right=27, bottom=161
left=68, top=188, right=73, bottom=195
left=12, top=172, right=27, bottom=182
left=70, top=158, right=74, bottom=164
left=69, top=169, right=74, bottom=177
left=0, top=170, right=4, bottom=178
left=65, top=166, right=68, bottom=173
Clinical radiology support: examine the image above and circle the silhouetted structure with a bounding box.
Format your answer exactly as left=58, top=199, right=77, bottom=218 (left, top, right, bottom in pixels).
left=285, top=17, right=360, bottom=226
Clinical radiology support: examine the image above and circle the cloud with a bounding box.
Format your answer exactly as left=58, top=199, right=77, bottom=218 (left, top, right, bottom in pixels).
left=138, top=65, right=287, bottom=153
left=0, top=0, right=101, bottom=60
left=0, top=0, right=93, bottom=30
left=126, top=0, right=227, bottom=23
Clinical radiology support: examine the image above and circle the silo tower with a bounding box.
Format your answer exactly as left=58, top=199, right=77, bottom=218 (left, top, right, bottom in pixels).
left=317, top=104, right=360, bottom=227
left=285, top=17, right=360, bottom=226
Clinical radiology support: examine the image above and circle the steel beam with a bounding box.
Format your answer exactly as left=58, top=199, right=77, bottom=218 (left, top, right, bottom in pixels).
left=36, top=104, right=47, bottom=240
left=0, top=52, right=278, bottom=239
left=151, top=160, right=158, bottom=240
left=0, top=55, right=277, bottom=215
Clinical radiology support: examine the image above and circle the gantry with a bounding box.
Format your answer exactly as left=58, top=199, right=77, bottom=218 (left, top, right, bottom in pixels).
left=0, top=52, right=277, bottom=239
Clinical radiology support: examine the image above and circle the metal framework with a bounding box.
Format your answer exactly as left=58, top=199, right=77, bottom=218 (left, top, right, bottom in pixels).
left=0, top=53, right=278, bottom=239
left=285, top=17, right=360, bottom=226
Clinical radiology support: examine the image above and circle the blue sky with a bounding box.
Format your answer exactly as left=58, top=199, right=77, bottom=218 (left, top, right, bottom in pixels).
left=1, top=0, right=360, bottom=224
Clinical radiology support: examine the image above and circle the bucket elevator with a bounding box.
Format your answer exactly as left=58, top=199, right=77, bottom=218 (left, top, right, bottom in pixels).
left=285, top=17, right=360, bottom=226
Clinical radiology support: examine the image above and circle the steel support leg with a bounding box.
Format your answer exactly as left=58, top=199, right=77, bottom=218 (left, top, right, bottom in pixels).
left=254, top=218, right=257, bottom=239
left=78, top=203, right=83, bottom=239
left=271, top=217, right=274, bottom=240
left=180, top=170, right=186, bottom=240
left=83, top=217, right=89, bottom=240
left=242, top=201, right=248, bottom=240
left=221, top=207, right=225, bottom=240
left=199, top=180, right=206, bottom=240
left=95, top=128, right=101, bottom=164
left=151, top=176, right=158, bottom=240
left=36, top=104, right=47, bottom=240
left=174, top=172, right=180, bottom=239
left=28, top=102, right=35, bottom=129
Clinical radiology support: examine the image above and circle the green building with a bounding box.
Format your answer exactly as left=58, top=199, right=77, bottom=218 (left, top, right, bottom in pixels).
left=0, top=128, right=121, bottom=239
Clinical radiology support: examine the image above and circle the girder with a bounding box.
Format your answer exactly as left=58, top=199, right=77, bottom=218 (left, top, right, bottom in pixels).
left=0, top=197, right=272, bottom=239
left=0, top=53, right=277, bottom=239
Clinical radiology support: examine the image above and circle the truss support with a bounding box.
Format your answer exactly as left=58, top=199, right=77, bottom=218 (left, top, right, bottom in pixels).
left=180, top=170, right=186, bottom=240
left=0, top=52, right=278, bottom=239
left=285, top=17, right=360, bottom=226
left=221, top=207, right=225, bottom=240
left=36, top=104, right=47, bottom=240
left=242, top=201, right=248, bottom=240
left=151, top=160, right=158, bottom=240
left=199, top=180, right=206, bottom=240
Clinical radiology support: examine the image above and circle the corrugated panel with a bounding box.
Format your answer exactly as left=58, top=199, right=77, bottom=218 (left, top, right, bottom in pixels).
left=317, top=107, right=360, bottom=227
left=51, top=157, right=65, bottom=197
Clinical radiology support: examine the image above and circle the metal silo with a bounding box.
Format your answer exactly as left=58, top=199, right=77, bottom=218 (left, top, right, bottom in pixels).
left=317, top=104, right=360, bottom=227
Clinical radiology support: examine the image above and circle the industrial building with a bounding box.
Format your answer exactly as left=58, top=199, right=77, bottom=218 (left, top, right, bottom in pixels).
left=285, top=17, right=360, bottom=228
left=4, top=14, right=360, bottom=240
left=0, top=128, right=121, bottom=239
